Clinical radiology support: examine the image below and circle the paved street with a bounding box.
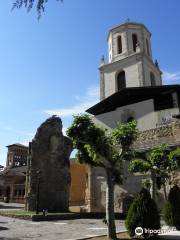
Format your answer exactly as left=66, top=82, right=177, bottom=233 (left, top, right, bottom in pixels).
left=0, top=215, right=126, bottom=240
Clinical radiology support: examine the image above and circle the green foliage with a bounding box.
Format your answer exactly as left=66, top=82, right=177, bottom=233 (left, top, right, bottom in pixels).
left=163, top=201, right=173, bottom=226
left=125, top=188, right=160, bottom=238
left=129, top=145, right=179, bottom=192
left=169, top=148, right=180, bottom=168
left=67, top=114, right=114, bottom=167
left=112, top=120, right=137, bottom=149
left=163, top=185, right=180, bottom=230
left=12, top=0, right=62, bottom=18
left=150, top=145, right=173, bottom=171
left=142, top=179, right=151, bottom=190
left=129, top=159, right=151, bottom=173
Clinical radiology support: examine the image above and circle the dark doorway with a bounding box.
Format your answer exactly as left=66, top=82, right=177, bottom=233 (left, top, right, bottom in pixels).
left=5, top=187, right=10, bottom=203
left=117, top=71, right=126, bottom=91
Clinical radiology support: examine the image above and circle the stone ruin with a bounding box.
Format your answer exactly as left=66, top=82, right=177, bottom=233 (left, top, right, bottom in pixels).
left=25, top=115, right=72, bottom=212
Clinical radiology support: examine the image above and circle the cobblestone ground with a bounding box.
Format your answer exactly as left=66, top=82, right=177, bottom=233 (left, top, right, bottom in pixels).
left=0, top=215, right=126, bottom=240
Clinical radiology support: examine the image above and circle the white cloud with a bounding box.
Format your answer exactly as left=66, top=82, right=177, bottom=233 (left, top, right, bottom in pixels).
left=162, top=70, right=180, bottom=84
left=44, top=85, right=99, bottom=117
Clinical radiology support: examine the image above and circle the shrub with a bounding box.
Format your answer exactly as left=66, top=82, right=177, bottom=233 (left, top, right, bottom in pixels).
left=125, top=188, right=160, bottom=238
left=163, top=201, right=173, bottom=226
left=163, top=185, right=180, bottom=230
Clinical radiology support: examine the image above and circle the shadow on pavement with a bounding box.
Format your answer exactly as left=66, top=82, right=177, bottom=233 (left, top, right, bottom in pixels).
left=0, top=205, right=23, bottom=210
left=0, top=226, right=9, bottom=231
left=0, top=238, right=21, bottom=240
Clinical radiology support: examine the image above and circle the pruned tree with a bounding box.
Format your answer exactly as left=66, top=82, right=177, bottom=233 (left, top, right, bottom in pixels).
left=67, top=114, right=137, bottom=240
left=129, top=145, right=179, bottom=201
left=12, top=0, right=63, bottom=18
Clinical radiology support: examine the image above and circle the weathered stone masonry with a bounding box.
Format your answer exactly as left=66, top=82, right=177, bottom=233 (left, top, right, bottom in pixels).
left=134, top=118, right=180, bottom=150
left=25, top=116, right=72, bottom=212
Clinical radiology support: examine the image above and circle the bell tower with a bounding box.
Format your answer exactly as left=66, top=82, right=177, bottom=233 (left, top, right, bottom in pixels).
left=100, top=22, right=162, bottom=100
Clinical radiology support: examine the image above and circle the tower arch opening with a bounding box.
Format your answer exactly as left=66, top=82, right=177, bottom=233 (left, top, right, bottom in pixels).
left=117, top=35, right=122, bottom=54
left=117, top=71, right=126, bottom=91
left=132, top=34, right=138, bottom=52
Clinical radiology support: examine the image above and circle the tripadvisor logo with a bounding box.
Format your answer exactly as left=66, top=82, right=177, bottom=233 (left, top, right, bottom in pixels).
left=135, top=227, right=176, bottom=235
left=135, top=227, right=143, bottom=236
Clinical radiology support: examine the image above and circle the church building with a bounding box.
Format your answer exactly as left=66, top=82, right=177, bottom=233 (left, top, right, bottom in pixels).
left=85, top=21, right=180, bottom=213
left=87, top=21, right=180, bottom=131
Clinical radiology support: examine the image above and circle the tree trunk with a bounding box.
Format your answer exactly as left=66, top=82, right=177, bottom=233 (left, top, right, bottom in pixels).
left=106, top=169, right=117, bottom=240
left=151, top=170, right=156, bottom=202
left=163, top=184, right=167, bottom=200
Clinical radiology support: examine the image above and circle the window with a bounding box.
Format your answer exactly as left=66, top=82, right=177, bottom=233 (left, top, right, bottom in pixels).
left=132, top=34, right=138, bottom=52
left=150, top=72, right=156, bottom=86
left=117, top=71, right=126, bottom=91
left=146, top=39, right=150, bottom=56
left=117, top=35, right=122, bottom=54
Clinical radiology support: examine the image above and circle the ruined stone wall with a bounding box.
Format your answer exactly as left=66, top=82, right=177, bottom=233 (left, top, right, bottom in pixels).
left=25, top=116, right=72, bottom=212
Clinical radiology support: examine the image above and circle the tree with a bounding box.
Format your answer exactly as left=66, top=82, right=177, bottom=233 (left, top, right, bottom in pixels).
left=125, top=188, right=160, bottom=239
left=67, top=114, right=137, bottom=240
left=129, top=145, right=178, bottom=201
left=12, top=0, right=62, bottom=18
left=163, top=185, right=180, bottom=230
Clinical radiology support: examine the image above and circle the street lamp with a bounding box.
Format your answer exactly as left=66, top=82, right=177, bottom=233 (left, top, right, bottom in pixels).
left=36, top=170, right=41, bottom=215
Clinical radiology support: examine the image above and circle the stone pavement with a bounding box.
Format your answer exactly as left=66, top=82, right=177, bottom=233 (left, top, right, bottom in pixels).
left=0, top=215, right=126, bottom=240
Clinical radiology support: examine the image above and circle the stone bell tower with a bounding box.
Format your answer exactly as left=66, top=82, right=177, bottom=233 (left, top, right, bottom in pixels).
left=100, top=21, right=162, bottom=100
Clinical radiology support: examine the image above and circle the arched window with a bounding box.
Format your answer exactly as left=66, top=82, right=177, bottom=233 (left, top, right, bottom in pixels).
left=146, top=39, right=150, bottom=56
left=150, top=72, right=156, bottom=86
left=117, top=71, right=126, bottom=91
left=132, top=34, right=138, bottom=52
left=117, top=35, right=122, bottom=54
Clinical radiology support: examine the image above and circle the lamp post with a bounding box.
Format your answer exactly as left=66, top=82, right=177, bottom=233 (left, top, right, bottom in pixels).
left=36, top=170, right=41, bottom=215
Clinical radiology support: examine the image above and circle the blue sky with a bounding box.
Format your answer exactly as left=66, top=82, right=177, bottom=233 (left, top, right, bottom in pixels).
left=0, top=0, right=180, bottom=165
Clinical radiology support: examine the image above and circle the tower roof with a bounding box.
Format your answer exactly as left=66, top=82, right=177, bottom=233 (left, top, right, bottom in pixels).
left=108, top=21, right=151, bottom=40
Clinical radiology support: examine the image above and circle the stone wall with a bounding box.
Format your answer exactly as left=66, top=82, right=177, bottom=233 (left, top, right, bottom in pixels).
left=134, top=118, right=180, bottom=150
left=25, top=116, right=72, bottom=212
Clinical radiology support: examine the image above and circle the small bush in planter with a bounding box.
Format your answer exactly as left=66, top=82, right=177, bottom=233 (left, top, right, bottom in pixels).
left=125, top=188, right=160, bottom=239
left=163, top=185, right=180, bottom=230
